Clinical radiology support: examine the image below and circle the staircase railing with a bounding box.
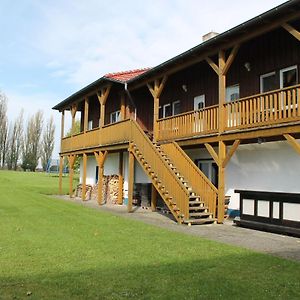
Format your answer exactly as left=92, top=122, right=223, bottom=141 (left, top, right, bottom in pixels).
left=130, top=120, right=190, bottom=219
left=161, top=142, right=218, bottom=218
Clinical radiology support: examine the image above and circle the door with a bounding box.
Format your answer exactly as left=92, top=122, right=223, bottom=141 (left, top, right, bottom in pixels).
left=194, top=95, right=205, bottom=132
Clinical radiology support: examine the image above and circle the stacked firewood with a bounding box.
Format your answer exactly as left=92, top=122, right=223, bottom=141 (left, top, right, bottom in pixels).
left=76, top=175, right=122, bottom=204
left=75, top=184, right=93, bottom=200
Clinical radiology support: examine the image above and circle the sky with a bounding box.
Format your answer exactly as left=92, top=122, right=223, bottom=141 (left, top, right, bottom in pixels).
left=0, top=0, right=287, bottom=158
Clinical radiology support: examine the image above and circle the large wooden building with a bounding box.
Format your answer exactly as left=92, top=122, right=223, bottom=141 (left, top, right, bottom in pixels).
left=53, top=1, right=300, bottom=233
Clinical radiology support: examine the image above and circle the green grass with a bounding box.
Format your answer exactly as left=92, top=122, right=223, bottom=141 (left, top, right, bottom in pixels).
left=0, top=170, right=299, bottom=300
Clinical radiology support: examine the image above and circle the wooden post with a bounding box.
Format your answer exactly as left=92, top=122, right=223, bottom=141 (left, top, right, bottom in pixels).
left=147, top=76, right=167, bottom=142
left=59, top=155, right=63, bottom=195
left=218, top=50, right=226, bottom=133
left=67, top=155, right=76, bottom=198
left=151, top=185, right=157, bottom=212
left=218, top=141, right=226, bottom=223
left=70, top=104, right=77, bottom=136
left=82, top=153, right=87, bottom=201
left=120, top=94, right=126, bottom=121
left=118, top=152, right=124, bottom=205
left=94, top=150, right=108, bottom=205
left=61, top=110, right=65, bottom=141
left=84, top=97, right=89, bottom=132
left=97, top=85, right=111, bottom=128
left=284, top=134, right=300, bottom=155
left=128, top=150, right=134, bottom=212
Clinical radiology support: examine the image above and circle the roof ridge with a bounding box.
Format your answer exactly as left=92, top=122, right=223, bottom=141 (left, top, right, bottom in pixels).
left=104, top=67, right=151, bottom=77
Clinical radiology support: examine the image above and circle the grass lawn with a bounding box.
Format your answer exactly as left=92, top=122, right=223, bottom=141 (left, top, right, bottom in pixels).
left=0, top=170, right=299, bottom=300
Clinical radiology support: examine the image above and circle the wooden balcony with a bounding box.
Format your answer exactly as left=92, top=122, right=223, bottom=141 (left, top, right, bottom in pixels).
left=157, top=85, right=300, bottom=141
left=61, top=119, right=131, bottom=153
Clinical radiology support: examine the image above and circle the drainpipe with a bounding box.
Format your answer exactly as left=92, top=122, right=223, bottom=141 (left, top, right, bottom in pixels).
left=124, top=82, right=137, bottom=120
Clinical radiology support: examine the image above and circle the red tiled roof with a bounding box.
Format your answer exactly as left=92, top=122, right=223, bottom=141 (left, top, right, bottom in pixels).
left=104, top=68, right=151, bottom=83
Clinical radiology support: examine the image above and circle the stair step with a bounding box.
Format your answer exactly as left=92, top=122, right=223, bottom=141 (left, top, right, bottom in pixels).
left=189, top=206, right=208, bottom=212
left=184, top=218, right=216, bottom=225
left=189, top=212, right=211, bottom=218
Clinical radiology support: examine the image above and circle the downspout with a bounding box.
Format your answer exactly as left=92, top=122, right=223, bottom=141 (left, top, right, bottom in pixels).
left=124, top=82, right=137, bottom=120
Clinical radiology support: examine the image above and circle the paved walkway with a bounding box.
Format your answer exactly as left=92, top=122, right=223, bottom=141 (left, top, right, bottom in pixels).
left=56, top=196, right=300, bottom=262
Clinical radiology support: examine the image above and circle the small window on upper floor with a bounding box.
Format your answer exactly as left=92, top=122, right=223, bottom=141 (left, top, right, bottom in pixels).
left=226, top=84, right=240, bottom=102
left=110, top=110, right=121, bottom=124
left=172, top=100, right=181, bottom=115
left=163, top=103, right=172, bottom=118
left=260, top=71, right=277, bottom=93
left=280, top=65, right=298, bottom=89
left=88, top=120, right=93, bottom=130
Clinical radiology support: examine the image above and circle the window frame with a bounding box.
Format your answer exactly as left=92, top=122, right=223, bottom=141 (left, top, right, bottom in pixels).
left=279, top=65, right=298, bottom=89
left=110, top=110, right=121, bottom=124
left=260, top=71, right=276, bottom=93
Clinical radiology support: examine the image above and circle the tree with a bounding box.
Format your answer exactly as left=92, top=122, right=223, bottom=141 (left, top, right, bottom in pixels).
left=41, top=116, right=55, bottom=171
left=22, top=110, right=43, bottom=171
left=6, top=110, right=24, bottom=170
left=0, top=91, right=8, bottom=168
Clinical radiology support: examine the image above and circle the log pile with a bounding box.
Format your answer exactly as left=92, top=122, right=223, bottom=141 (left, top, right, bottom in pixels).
left=75, top=184, right=93, bottom=200
left=76, top=175, right=122, bottom=204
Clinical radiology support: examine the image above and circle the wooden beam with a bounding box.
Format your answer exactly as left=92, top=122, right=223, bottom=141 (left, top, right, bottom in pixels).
left=59, top=156, right=63, bottom=195
left=222, top=44, right=240, bottom=75
left=82, top=153, right=87, bottom=201
left=206, top=57, right=219, bottom=75
left=84, top=97, right=89, bottom=133
left=120, top=94, right=126, bottom=120
left=147, top=83, right=155, bottom=98
left=284, top=134, right=300, bottom=155
left=67, top=154, right=76, bottom=198
left=223, top=140, right=240, bottom=168
left=218, top=50, right=226, bottom=133
left=128, top=150, right=134, bottom=213
left=71, top=104, right=77, bottom=136
left=94, top=151, right=108, bottom=205
left=205, top=143, right=219, bottom=166
left=156, top=75, right=168, bottom=98
left=97, top=85, right=111, bottom=128
left=282, top=22, right=300, bottom=42
left=117, top=152, right=124, bottom=205
left=151, top=185, right=157, bottom=212
left=61, top=110, right=65, bottom=140
left=218, top=141, right=226, bottom=223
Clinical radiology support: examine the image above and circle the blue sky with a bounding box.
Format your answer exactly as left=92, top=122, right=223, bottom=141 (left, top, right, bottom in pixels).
left=0, top=0, right=286, bottom=157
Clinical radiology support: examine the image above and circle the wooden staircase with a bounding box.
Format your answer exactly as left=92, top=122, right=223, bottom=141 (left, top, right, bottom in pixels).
left=129, top=120, right=217, bottom=225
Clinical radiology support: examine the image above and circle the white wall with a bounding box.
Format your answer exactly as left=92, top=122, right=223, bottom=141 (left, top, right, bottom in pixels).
left=185, top=140, right=300, bottom=210
left=79, top=156, right=97, bottom=185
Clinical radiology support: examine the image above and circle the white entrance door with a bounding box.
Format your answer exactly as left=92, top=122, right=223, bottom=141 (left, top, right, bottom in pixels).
left=194, top=95, right=205, bottom=110
left=194, top=95, right=205, bottom=133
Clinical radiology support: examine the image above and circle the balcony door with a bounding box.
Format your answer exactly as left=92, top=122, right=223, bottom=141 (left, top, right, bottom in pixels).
left=193, top=95, right=205, bottom=133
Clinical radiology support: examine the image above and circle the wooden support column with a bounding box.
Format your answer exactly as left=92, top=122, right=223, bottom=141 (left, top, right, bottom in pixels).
left=82, top=153, right=87, bottom=201
left=67, top=154, right=76, bottom=198
left=59, top=155, right=63, bottom=195
left=218, top=50, right=226, bottom=133
left=94, top=150, right=108, bottom=205
left=223, top=140, right=240, bottom=168
left=70, top=104, right=77, bottom=136
left=61, top=110, right=65, bottom=140
left=284, top=134, right=300, bottom=155
left=117, top=151, right=124, bottom=205
left=84, top=97, right=89, bottom=133
left=218, top=141, right=226, bottom=223
left=147, top=76, right=167, bottom=142
left=128, top=150, right=134, bottom=212
left=120, top=94, right=126, bottom=121
left=151, top=185, right=157, bottom=212
left=282, top=23, right=300, bottom=42
left=97, top=85, right=111, bottom=128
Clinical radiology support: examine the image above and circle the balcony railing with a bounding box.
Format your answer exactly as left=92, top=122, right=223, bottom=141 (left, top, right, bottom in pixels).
left=224, top=84, right=300, bottom=130
left=61, top=119, right=131, bottom=153
left=157, top=105, right=219, bottom=141
left=157, top=85, right=300, bottom=141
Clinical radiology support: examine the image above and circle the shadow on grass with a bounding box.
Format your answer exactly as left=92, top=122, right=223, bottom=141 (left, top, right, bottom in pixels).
left=1, top=251, right=299, bottom=300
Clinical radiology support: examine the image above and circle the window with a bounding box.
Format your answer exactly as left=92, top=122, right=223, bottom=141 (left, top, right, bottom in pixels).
left=260, top=71, right=276, bottom=93
left=158, top=106, right=163, bottom=119
left=88, top=120, right=93, bottom=130
left=163, top=103, right=172, bottom=118
left=226, top=84, right=240, bottom=102
left=110, top=110, right=121, bottom=123
left=280, top=65, right=298, bottom=89
left=195, top=159, right=218, bottom=186
left=172, top=101, right=181, bottom=115
left=194, top=95, right=205, bottom=110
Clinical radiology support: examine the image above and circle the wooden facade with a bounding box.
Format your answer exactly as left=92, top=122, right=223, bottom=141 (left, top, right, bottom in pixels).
left=54, top=1, right=300, bottom=226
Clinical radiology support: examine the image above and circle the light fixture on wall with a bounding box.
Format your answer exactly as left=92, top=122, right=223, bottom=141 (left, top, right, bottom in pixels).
left=182, top=84, right=188, bottom=92
left=244, top=62, right=251, bottom=72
